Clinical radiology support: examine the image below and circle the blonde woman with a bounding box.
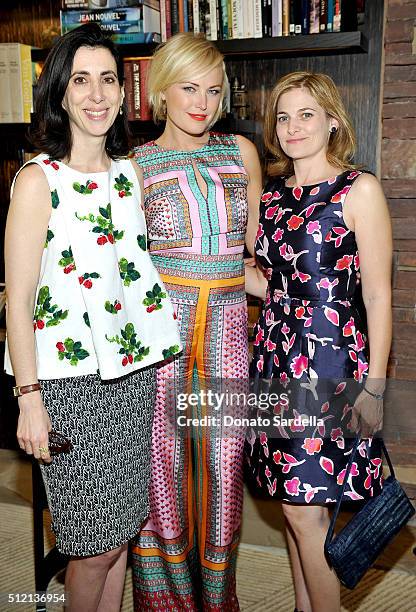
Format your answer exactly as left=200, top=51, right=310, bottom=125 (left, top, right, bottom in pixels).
left=245, top=72, right=392, bottom=612
left=131, top=33, right=262, bottom=610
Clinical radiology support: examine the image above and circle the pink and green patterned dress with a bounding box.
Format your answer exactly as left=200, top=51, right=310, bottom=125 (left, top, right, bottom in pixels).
left=132, top=133, right=250, bottom=611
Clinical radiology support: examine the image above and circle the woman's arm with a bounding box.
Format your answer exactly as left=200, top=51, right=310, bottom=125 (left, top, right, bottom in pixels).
left=5, top=164, right=53, bottom=460
left=344, top=173, right=393, bottom=436
left=130, top=159, right=145, bottom=210
left=245, top=262, right=268, bottom=299
left=236, top=135, right=263, bottom=255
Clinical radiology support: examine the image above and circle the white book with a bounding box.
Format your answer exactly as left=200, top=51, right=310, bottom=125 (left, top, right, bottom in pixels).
left=243, top=0, right=254, bottom=38
left=0, top=45, right=12, bottom=123
left=207, top=0, right=218, bottom=40
left=160, top=0, right=167, bottom=41
left=272, top=0, right=282, bottom=37
left=193, top=0, right=200, bottom=33
left=234, top=0, right=244, bottom=38
left=5, top=43, right=32, bottom=123
left=253, top=0, right=262, bottom=38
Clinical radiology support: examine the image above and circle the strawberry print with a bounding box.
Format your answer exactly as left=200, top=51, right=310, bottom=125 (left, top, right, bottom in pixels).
left=43, top=158, right=59, bottom=171
left=59, top=246, right=76, bottom=274
left=114, top=173, right=133, bottom=198
left=34, top=286, right=68, bottom=330
left=56, top=337, right=90, bottom=366
left=245, top=170, right=383, bottom=504
left=78, top=272, right=100, bottom=288
left=72, top=179, right=99, bottom=195
left=118, top=258, right=141, bottom=286
left=76, top=203, right=124, bottom=244
left=137, top=234, right=147, bottom=251
left=105, top=299, right=122, bottom=314
left=162, top=345, right=181, bottom=359
left=106, top=322, right=150, bottom=365
left=143, top=283, right=167, bottom=312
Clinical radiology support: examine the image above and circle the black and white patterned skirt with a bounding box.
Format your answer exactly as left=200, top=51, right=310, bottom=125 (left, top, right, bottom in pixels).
left=40, top=368, right=155, bottom=556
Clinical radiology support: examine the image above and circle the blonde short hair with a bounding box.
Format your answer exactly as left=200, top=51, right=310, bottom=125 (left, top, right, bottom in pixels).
left=263, top=72, right=357, bottom=177
left=148, top=32, right=227, bottom=124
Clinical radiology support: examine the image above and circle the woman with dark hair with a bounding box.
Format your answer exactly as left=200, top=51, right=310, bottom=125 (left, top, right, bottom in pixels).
left=245, top=72, right=392, bottom=612
left=4, top=23, right=180, bottom=611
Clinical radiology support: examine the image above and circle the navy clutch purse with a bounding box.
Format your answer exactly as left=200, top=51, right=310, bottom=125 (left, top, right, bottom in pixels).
left=325, top=437, right=415, bottom=589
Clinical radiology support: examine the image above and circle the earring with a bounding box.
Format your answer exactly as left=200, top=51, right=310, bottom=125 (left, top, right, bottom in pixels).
left=119, top=106, right=123, bottom=115
left=330, top=126, right=337, bottom=133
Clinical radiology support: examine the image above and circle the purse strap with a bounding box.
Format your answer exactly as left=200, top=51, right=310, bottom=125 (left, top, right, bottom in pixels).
left=325, top=436, right=393, bottom=548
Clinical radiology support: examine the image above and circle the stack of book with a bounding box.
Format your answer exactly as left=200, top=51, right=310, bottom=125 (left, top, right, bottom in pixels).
left=60, top=1, right=162, bottom=44
left=161, top=0, right=362, bottom=41
left=0, top=43, right=33, bottom=123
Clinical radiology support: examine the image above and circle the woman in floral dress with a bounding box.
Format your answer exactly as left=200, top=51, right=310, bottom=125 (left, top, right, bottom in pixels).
left=245, top=72, right=392, bottom=612
left=4, top=24, right=180, bottom=611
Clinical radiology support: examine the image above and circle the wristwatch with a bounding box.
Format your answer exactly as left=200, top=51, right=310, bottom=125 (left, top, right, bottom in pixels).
left=12, top=383, right=41, bottom=397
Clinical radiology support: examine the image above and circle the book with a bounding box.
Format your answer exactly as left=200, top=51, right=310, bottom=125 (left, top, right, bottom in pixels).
left=123, top=59, right=140, bottom=120
left=309, top=0, right=320, bottom=34
left=60, top=6, right=161, bottom=41
left=207, top=0, right=218, bottom=40
left=243, top=1, right=254, bottom=39
left=3, top=43, right=33, bottom=123
left=193, top=0, right=200, bottom=33
left=271, top=0, right=282, bottom=37
left=171, top=0, right=179, bottom=34
left=301, top=0, right=310, bottom=33
left=123, top=57, right=152, bottom=121
left=253, top=0, right=263, bottom=38
left=289, top=0, right=295, bottom=35
left=160, top=0, right=167, bottom=40
left=282, top=0, right=289, bottom=36
left=0, top=45, right=11, bottom=123
left=320, top=0, right=328, bottom=32
left=61, top=0, right=139, bottom=8
left=327, top=0, right=333, bottom=31
left=221, top=0, right=229, bottom=39
left=333, top=0, right=341, bottom=31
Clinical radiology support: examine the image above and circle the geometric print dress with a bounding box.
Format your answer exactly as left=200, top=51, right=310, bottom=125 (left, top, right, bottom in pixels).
left=244, top=170, right=384, bottom=504
left=132, top=132, right=249, bottom=611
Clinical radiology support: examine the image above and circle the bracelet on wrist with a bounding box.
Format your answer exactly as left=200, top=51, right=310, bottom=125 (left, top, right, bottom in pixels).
left=363, top=386, right=384, bottom=401
left=12, top=383, right=41, bottom=398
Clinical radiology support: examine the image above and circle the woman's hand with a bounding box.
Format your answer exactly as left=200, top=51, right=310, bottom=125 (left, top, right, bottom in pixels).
left=17, top=392, right=52, bottom=463
left=349, top=388, right=383, bottom=438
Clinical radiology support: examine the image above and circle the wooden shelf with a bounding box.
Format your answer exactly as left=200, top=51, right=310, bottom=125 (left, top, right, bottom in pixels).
left=31, top=31, right=367, bottom=63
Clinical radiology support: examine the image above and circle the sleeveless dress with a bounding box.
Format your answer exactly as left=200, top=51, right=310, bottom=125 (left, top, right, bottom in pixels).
left=131, top=133, right=249, bottom=611
left=6, top=155, right=181, bottom=556
left=244, top=171, right=384, bottom=504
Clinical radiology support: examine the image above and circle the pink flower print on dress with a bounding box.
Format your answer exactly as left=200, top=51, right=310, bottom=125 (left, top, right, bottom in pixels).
left=343, top=317, right=355, bottom=337
left=273, top=450, right=282, bottom=464
left=253, top=327, right=264, bottom=346
left=292, top=186, right=303, bottom=201
left=353, top=358, right=368, bottom=382
left=264, top=338, right=277, bottom=352
left=320, top=456, right=334, bottom=475
left=271, top=228, right=284, bottom=242
left=290, top=353, right=308, bottom=378
left=265, top=204, right=280, bottom=219
left=306, top=220, right=320, bottom=234
left=302, top=438, right=323, bottom=455
left=330, top=185, right=351, bottom=204
left=284, top=476, right=301, bottom=496
left=335, top=254, right=353, bottom=271
left=261, top=191, right=273, bottom=203
left=323, top=306, right=340, bottom=326
left=255, top=223, right=264, bottom=241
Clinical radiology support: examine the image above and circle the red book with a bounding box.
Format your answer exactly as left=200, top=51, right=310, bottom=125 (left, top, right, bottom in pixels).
left=139, top=59, right=152, bottom=121
left=123, top=60, right=141, bottom=121
left=178, top=0, right=185, bottom=31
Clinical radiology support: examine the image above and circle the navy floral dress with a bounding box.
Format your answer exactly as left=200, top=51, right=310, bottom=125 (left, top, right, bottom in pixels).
left=245, top=170, right=384, bottom=504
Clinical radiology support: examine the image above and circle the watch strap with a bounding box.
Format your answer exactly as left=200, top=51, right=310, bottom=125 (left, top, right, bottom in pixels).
left=13, top=383, right=41, bottom=398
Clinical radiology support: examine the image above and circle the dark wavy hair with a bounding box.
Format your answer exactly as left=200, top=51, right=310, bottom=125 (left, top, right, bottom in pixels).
left=30, top=23, right=129, bottom=160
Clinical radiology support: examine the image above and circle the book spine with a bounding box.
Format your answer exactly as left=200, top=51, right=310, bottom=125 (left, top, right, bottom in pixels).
left=326, top=0, right=333, bottom=31
left=183, top=0, right=189, bottom=31
left=187, top=0, right=193, bottom=31
left=165, top=0, right=172, bottom=37
left=178, top=0, right=185, bottom=31
left=301, top=0, right=309, bottom=33
left=234, top=0, right=243, bottom=39
left=309, top=0, right=320, bottom=34
left=289, top=0, right=295, bottom=35
left=320, top=0, right=327, bottom=32
left=282, top=0, right=289, bottom=36
left=171, top=0, right=179, bottom=34
left=193, top=0, right=200, bottom=33
left=244, top=1, right=254, bottom=38
left=253, top=0, right=262, bottom=38
left=123, top=60, right=135, bottom=121
left=333, top=0, right=341, bottom=31
left=139, top=58, right=152, bottom=121
left=160, top=0, right=167, bottom=41
left=0, top=45, right=12, bottom=123
left=262, top=0, right=268, bottom=37
left=7, top=44, right=32, bottom=123
left=294, top=0, right=302, bottom=34
left=227, top=0, right=233, bottom=38
left=267, top=0, right=272, bottom=36
left=21, top=44, right=33, bottom=123
left=207, top=0, right=218, bottom=39
left=221, top=0, right=229, bottom=39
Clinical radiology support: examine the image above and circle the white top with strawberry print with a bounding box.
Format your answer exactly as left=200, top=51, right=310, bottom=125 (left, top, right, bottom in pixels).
left=5, top=154, right=182, bottom=380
